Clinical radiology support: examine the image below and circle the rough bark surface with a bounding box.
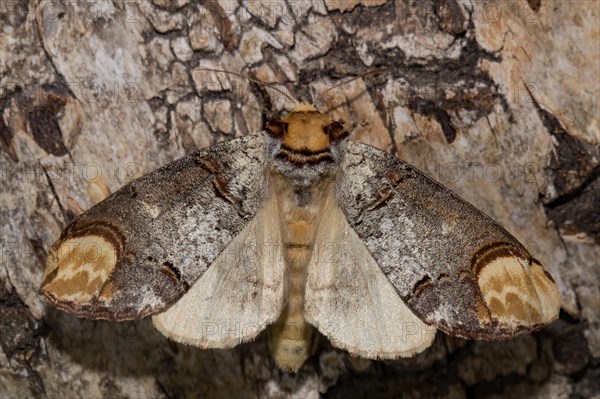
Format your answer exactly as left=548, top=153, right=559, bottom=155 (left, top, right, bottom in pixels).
left=1, top=0, right=598, bottom=398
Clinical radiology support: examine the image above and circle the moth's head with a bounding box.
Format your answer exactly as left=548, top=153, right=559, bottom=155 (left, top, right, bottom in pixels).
left=264, top=104, right=348, bottom=179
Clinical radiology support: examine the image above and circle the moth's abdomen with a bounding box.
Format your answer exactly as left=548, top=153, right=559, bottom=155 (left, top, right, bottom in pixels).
left=269, top=219, right=317, bottom=371
left=268, top=175, right=334, bottom=372
left=284, top=215, right=315, bottom=266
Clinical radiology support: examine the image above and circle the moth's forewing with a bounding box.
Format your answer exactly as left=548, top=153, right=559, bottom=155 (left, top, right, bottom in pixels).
left=335, top=142, right=561, bottom=339
left=40, top=135, right=268, bottom=320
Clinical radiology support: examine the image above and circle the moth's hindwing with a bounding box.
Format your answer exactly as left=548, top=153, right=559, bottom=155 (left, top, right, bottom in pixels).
left=40, top=135, right=267, bottom=320
left=304, top=193, right=436, bottom=359
left=337, top=142, right=561, bottom=339
left=152, top=194, right=287, bottom=348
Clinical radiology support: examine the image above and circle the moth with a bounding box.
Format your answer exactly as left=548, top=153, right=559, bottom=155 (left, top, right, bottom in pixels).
left=40, top=97, right=561, bottom=372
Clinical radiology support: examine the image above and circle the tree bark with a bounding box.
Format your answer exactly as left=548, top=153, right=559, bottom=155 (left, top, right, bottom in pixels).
left=1, top=0, right=598, bottom=398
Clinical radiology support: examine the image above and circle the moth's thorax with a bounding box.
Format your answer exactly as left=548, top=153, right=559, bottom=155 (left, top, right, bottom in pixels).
left=264, top=104, right=348, bottom=187
left=271, top=170, right=335, bottom=251
left=268, top=170, right=335, bottom=372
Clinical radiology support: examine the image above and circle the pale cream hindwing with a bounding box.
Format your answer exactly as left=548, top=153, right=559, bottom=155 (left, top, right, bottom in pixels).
left=304, top=196, right=436, bottom=359
left=152, top=195, right=286, bottom=348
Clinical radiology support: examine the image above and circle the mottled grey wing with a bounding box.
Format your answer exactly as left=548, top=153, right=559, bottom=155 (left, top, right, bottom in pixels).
left=336, top=142, right=560, bottom=339
left=40, top=135, right=267, bottom=321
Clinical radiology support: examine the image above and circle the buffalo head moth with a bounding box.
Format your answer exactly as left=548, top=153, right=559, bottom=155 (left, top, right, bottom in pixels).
left=40, top=98, right=561, bottom=372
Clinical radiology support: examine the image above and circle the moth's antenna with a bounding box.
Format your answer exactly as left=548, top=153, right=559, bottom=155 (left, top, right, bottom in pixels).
left=312, top=67, right=392, bottom=108
left=197, top=68, right=300, bottom=106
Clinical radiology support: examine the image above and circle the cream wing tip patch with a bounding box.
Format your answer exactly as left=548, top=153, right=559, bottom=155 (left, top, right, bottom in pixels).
left=41, top=235, right=119, bottom=305
left=477, top=256, right=561, bottom=329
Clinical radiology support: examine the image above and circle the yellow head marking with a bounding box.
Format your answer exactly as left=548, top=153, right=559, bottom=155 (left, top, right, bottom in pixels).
left=265, top=103, right=348, bottom=156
